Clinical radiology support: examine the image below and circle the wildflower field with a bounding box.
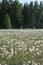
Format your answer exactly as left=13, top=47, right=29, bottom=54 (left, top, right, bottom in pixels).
left=0, top=29, right=43, bottom=65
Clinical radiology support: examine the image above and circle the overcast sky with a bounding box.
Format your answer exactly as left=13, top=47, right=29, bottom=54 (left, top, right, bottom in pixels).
left=0, top=0, right=43, bottom=4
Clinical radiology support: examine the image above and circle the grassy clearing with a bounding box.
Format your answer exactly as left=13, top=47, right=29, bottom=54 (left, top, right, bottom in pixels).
left=0, top=29, right=43, bottom=65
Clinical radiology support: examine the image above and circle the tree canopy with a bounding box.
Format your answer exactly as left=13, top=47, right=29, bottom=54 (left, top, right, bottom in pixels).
left=0, top=0, right=43, bottom=29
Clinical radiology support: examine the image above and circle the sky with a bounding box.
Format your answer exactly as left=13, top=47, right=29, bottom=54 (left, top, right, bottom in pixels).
left=0, top=0, right=43, bottom=4
left=19, top=0, right=43, bottom=4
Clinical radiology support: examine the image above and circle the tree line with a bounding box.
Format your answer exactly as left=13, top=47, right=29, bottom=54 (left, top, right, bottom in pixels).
left=0, top=0, right=43, bottom=29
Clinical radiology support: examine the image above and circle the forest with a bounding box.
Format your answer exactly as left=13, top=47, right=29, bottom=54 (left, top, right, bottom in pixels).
left=0, top=0, right=43, bottom=29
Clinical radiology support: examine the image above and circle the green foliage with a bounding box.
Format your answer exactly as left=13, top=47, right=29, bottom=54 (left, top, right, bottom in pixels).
left=3, top=13, right=12, bottom=29
left=22, top=3, right=29, bottom=28
left=11, top=0, right=22, bottom=28
left=0, top=0, right=43, bottom=28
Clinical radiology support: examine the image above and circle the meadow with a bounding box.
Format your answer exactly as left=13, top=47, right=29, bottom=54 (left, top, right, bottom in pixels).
left=0, top=29, right=43, bottom=65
